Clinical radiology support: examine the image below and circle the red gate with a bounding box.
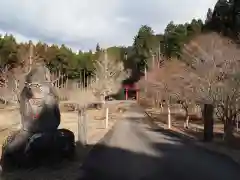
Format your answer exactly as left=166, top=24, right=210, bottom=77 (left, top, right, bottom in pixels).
left=123, top=83, right=139, bottom=100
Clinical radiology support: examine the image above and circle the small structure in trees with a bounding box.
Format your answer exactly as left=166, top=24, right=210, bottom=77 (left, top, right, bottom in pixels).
left=123, top=83, right=139, bottom=100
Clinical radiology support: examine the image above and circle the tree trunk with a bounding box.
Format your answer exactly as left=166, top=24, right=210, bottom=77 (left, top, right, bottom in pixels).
left=224, top=118, right=234, bottom=144
left=84, top=111, right=88, bottom=144
left=167, top=103, right=171, bottom=129
left=203, top=104, right=214, bottom=142
left=77, top=108, right=87, bottom=146
left=156, top=92, right=159, bottom=108
left=102, top=92, right=109, bottom=129
left=182, top=104, right=189, bottom=129
left=160, top=103, right=163, bottom=112
left=105, top=106, right=109, bottom=129
left=152, top=97, right=155, bottom=107
left=184, top=111, right=190, bottom=129
left=236, top=116, right=239, bottom=132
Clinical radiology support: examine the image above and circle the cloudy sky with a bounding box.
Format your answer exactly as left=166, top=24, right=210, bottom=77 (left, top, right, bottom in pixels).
left=0, top=0, right=217, bottom=51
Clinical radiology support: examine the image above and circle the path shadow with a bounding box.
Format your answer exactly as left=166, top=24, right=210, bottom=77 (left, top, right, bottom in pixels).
left=79, top=137, right=240, bottom=180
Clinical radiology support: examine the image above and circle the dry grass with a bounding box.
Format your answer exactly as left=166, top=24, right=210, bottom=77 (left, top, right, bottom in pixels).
left=0, top=110, right=20, bottom=146
left=0, top=101, right=122, bottom=180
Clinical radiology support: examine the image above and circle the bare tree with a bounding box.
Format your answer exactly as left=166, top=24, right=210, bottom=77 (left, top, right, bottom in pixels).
left=92, top=50, right=129, bottom=128
left=0, top=65, right=10, bottom=105
left=51, top=71, right=69, bottom=101
left=0, top=64, right=24, bottom=108
left=138, top=60, right=179, bottom=129
left=92, top=50, right=129, bottom=100
left=138, top=77, right=161, bottom=108
left=68, top=82, right=97, bottom=145
left=0, top=42, right=49, bottom=129
left=139, top=58, right=204, bottom=129
left=169, top=72, right=200, bottom=128
left=182, top=33, right=240, bottom=142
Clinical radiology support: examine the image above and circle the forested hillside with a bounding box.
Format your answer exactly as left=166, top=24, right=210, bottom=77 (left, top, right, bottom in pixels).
left=0, top=19, right=203, bottom=82
left=0, top=0, right=239, bottom=83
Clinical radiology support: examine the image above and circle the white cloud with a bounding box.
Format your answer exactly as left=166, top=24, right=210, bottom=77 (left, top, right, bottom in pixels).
left=0, top=0, right=217, bottom=51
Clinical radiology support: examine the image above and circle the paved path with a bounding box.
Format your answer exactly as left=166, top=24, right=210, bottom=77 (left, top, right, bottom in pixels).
left=79, top=102, right=240, bottom=180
